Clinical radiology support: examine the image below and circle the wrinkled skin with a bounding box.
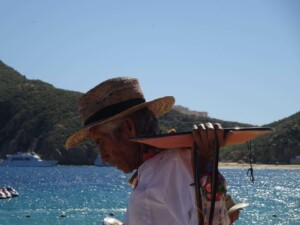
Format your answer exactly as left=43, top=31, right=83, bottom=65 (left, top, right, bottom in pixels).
left=89, top=117, right=143, bottom=174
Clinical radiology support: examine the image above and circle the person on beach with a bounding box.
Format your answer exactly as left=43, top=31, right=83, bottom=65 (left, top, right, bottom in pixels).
left=225, top=195, right=248, bottom=224
left=65, top=77, right=232, bottom=225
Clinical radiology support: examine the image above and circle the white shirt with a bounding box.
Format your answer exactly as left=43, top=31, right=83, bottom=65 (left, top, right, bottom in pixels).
left=124, top=148, right=198, bottom=225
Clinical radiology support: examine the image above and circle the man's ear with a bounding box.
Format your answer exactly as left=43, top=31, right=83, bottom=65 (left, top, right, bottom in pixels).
left=124, top=117, right=136, bottom=137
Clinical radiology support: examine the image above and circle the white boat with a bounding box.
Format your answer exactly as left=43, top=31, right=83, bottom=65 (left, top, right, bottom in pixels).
left=102, top=213, right=122, bottom=225
left=0, top=189, right=7, bottom=199
left=0, top=187, right=19, bottom=199
left=94, top=154, right=109, bottom=167
left=0, top=152, right=58, bottom=167
left=5, top=186, right=19, bottom=197
left=0, top=188, right=11, bottom=198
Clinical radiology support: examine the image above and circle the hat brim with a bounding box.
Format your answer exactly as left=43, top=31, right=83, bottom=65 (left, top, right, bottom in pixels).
left=228, top=203, right=249, bottom=214
left=129, top=127, right=273, bottom=148
left=65, top=96, right=175, bottom=148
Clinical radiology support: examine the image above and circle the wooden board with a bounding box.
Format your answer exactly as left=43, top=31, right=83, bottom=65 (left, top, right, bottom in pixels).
left=129, top=127, right=273, bottom=149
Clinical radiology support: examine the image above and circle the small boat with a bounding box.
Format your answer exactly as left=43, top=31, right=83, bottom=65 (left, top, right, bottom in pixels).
left=0, top=187, right=19, bottom=199
left=0, top=152, right=58, bottom=167
left=1, top=188, right=11, bottom=198
left=0, top=189, right=7, bottom=199
left=5, top=186, right=19, bottom=197
left=102, top=213, right=122, bottom=225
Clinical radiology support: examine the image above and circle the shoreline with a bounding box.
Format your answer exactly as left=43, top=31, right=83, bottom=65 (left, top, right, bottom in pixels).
left=219, top=162, right=300, bottom=170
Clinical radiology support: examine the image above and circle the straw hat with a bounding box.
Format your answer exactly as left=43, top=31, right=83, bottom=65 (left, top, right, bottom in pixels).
left=225, top=195, right=249, bottom=214
left=65, top=77, right=175, bottom=148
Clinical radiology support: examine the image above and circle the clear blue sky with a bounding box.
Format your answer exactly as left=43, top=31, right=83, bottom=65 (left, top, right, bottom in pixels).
left=1, top=0, right=299, bottom=126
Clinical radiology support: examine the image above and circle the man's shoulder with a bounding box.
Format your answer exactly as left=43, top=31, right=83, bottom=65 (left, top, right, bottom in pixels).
left=139, top=148, right=192, bottom=174
left=138, top=148, right=193, bottom=186
left=150, top=148, right=192, bottom=169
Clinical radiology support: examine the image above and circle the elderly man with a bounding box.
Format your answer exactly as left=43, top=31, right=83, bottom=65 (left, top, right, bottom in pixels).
left=66, top=77, right=230, bottom=225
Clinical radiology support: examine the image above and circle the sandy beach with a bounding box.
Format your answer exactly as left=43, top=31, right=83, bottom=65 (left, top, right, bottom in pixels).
left=219, top=162, right=300, bottom=170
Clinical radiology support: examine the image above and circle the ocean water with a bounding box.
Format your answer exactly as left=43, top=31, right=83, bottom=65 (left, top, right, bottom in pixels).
left=0, top=166, right=299, bottom=225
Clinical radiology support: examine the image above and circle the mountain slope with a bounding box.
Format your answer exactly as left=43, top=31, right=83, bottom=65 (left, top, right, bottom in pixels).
left=0, top=60, right=299, bottom=164
left=220, top=112, right=300, bottom=163
left=0, top=60, right=96, bottom=164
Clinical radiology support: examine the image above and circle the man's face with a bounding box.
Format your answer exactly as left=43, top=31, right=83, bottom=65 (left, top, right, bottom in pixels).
left=89, top=120, right=140, bottom=173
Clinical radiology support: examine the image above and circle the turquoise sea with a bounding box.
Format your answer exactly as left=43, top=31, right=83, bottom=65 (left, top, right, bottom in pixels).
left=0, top=166, right=299, bottom=225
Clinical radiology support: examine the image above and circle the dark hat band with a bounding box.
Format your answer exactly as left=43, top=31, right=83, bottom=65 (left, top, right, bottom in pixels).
left=84, top=98, right=145, bottom=126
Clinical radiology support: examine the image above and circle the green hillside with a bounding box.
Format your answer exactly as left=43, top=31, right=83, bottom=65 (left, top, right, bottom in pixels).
left=0, top=60, right=96, bottom=164
left=0, top=60, right=299, bottom=164
left=221, top=111, right=300, bottom=164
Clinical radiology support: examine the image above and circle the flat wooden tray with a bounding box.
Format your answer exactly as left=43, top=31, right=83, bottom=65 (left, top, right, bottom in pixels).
left=130, top=127, right=273, bottom=149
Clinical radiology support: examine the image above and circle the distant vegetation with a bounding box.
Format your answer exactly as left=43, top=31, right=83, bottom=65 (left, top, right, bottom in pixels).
left=0, top=60, right=299, bottom=164
left=220, top=111, right=300, bottom=164
left=0, top=60, right=93, bottom=164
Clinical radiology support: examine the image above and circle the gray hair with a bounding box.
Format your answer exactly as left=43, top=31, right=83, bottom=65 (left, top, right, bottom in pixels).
left=104, top=108, right=160, bottom=141
left=130, top=108, right=160, bottom=136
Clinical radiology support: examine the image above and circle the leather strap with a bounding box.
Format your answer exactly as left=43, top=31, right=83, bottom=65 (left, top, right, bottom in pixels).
left=193, top=143, right=204, bottom=225
left=208, top=134, right=220, bottom=225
